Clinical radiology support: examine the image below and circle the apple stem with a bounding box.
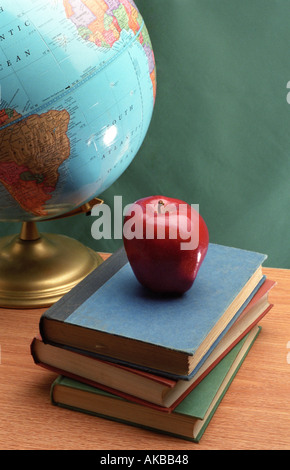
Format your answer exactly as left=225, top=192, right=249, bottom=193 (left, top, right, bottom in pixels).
left=158, top=200, right=165, bottom=214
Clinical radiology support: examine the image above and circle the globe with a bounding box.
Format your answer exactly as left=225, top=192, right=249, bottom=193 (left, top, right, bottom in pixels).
left=0, top=0, right=156, bottom=222
left=0, top=0, right=156, bottom=308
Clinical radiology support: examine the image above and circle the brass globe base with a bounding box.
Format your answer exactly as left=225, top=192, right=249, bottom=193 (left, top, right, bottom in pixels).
left=0, top=222, right=103, bottom=309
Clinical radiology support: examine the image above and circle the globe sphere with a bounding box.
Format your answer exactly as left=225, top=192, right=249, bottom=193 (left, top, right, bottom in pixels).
left=0, top=0, right=156, bottom=222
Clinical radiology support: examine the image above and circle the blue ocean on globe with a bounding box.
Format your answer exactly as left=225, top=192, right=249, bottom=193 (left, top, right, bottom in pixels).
left=0, top=0, right=156, bottom=221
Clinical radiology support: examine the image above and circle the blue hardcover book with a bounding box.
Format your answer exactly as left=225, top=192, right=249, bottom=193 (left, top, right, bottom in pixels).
left=40, top=244, right=267, bottom=376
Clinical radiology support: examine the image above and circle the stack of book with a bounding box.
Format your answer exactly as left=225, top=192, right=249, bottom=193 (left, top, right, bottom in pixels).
left=31, top=243, right=274, bottom=442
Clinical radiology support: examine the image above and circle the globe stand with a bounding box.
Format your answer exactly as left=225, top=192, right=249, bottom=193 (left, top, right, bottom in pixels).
left=0, top=199, right=104, bottom=309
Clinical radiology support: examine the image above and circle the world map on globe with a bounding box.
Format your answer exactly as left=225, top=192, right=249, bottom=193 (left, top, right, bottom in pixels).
left=0, top=0, right=156, bottom=221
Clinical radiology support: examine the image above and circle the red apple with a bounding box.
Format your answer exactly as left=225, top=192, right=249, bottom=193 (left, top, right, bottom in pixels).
left=123, top=195, right=209, bottom=294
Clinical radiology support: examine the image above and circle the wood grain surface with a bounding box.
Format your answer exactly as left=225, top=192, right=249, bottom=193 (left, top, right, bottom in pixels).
left=0, top=262, right=289, bottom=450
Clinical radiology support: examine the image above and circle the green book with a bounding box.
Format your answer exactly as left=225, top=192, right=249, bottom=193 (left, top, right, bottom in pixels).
left=50, top=326, right=261, bottom=442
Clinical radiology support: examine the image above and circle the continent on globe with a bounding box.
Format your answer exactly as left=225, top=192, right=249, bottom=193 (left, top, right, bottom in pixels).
left=63, top=0, right=156, bottom=100
left=0, top=108, right=22, bottom=127
left=0, top=109, right=70, bottom=217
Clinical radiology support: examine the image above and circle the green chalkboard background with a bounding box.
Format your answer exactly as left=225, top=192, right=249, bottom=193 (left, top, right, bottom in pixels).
left=1, top=0, right=289, bottom=268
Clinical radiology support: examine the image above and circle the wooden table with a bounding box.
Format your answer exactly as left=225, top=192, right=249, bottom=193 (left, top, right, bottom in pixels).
left=0, top=265, right=289, bottom=450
